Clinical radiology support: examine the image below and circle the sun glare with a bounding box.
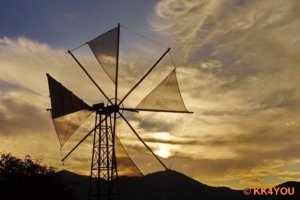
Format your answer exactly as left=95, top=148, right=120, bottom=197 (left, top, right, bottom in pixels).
left=155, top=144, right=171, bottom=158
left=152, top=132, right=173, bottom=158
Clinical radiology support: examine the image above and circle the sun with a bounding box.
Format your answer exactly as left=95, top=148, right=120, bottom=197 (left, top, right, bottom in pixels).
left=155, top=144, right=171, bottom=158
left=153, top=132, right=173, bottom=158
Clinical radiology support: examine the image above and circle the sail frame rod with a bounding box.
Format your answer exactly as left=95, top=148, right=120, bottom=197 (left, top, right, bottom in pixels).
left=61, top=116, right=107, bottom=162
left=67, top=50, right=113, bottom=105
left=111, top=23, right=120, bottom=186
left=121, top=107, right=193, bottom=114
left=119, top=48, right=170, bottom=105
left=112, top=23, right=120, bottom=172
left=115, top=23, right=120, bottom=104
left=119, top=112, right=168, bottom=170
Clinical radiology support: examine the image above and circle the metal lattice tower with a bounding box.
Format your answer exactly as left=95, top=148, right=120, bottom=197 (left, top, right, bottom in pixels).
left=89, top=111, right=119, bottom=200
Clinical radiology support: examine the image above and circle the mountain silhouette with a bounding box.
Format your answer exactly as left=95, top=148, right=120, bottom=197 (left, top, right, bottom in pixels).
left=2, top=153, right=298, bottom=199
left=59, top=170, right=300, bottom=200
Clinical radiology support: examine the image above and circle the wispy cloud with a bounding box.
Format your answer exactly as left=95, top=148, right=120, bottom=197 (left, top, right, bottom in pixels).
left=147, top=0, right=300, bottom=188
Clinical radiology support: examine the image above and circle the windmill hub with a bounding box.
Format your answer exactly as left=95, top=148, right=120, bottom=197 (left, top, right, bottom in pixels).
left=91, top=98, right=124, bottom=117
left=92, top=102, right=119, bottom=115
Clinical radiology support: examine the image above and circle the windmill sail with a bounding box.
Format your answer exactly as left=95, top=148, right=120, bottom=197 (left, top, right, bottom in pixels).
left=87, top=27, right=118, bottom=83
left=46, top=74, right=92, bottom=146
left=136, top=69, right=188, bottom=112
left=115, top=136, right=143, bottom=176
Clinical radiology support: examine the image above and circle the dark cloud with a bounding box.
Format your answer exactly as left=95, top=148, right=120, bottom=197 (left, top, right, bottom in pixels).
left=142, top=134, right=197, bottom=145
left=0, top=91, right=49, bottom=135
left=137, top=117, right=177, bottom=132
left=259, top=88, right=300, bottom=110
left=168, top=155, right=259, bottom=178
left=0, top=79, right=30, bottom=93
left=0, top=79, right=42, bottom=101
left=165, top=123, right=300, bottom=180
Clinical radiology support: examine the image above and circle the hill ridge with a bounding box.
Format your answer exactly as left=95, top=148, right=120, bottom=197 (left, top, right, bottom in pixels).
left=59, top=169, right=300, bottom=200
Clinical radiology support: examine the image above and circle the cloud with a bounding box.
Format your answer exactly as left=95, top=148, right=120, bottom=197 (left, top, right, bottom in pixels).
left=148, top=0, right=300, bottom=188
left=0, top=79, right=32, bottom=93
left=152, top=0, right=300, bottom=60
left=0, top=91, right=49, bottom=135
left=0, top=37, right=99, bottom=175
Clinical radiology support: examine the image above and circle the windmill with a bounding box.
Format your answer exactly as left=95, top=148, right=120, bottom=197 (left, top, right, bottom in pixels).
left=46, top=24, right=192, bottom=200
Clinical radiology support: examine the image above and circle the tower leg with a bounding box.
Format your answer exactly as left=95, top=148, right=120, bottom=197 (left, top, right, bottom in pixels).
left=88, top=113, right=120, bottom=200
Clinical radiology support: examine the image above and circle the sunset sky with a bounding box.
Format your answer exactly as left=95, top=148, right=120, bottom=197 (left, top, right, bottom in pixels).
left=1, top=0, right=300, bottom=189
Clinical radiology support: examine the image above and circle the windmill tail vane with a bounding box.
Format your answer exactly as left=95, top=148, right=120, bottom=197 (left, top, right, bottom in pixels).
left=46, top=23, right=192, bottom=200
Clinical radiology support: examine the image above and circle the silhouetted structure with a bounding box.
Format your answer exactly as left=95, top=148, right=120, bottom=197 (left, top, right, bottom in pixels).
left=46, top=24, right=192, bottom=200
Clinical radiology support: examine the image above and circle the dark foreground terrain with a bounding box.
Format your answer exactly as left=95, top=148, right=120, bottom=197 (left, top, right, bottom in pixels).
left=60, top=169, right=300, bottom=200
left=1, top=153, right=299, bottom=200
left=1, top=169, right=300, bottom=200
